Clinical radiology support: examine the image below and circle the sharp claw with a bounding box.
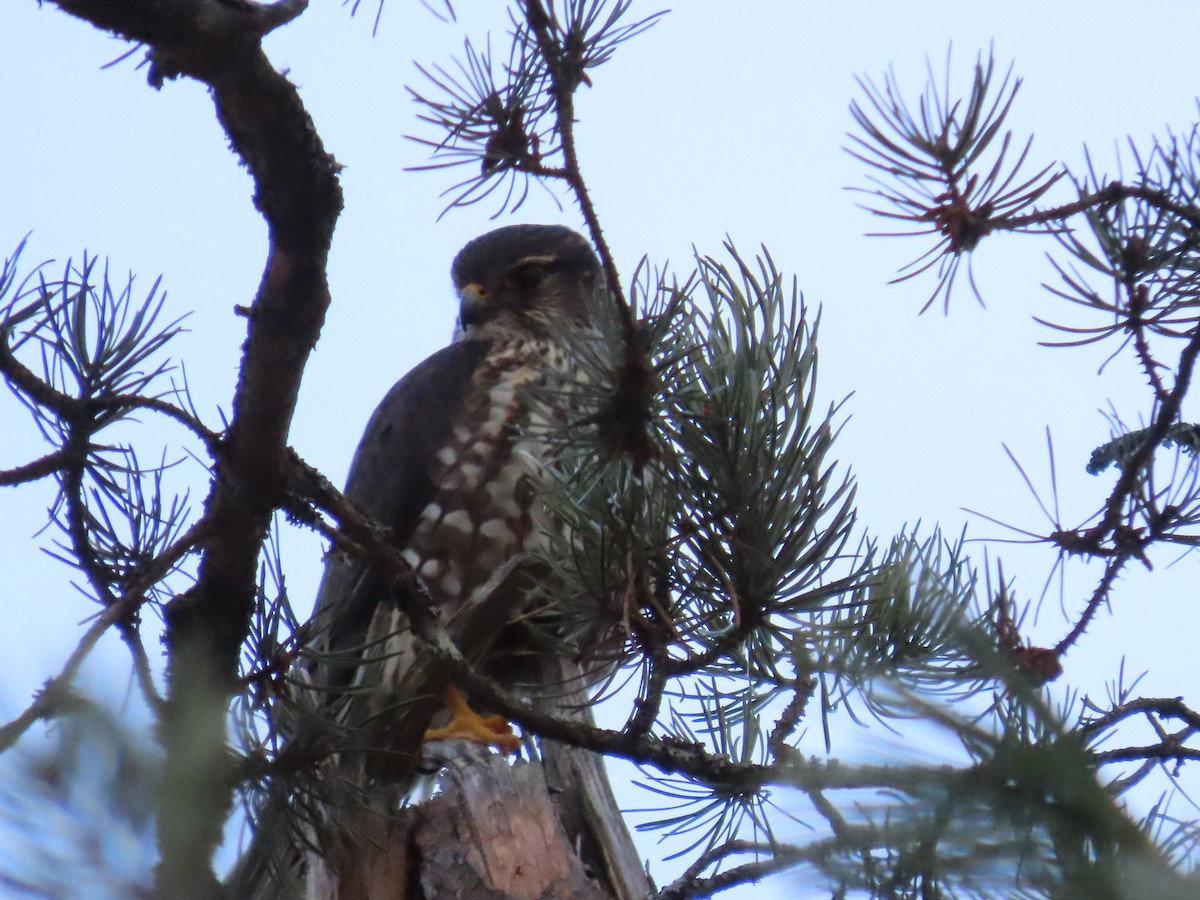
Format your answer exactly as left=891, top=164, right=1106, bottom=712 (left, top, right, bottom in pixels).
left=423, top=685, right=521, bottom=754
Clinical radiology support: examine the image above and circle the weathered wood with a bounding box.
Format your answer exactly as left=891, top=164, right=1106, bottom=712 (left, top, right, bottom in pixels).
left=306, top=754, right=623, bottom=899
left=536, top=656, right=652, bottom=900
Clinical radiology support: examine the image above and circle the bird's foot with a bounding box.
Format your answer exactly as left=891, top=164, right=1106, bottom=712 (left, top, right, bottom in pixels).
left=423, top=685, right=520, bottom=754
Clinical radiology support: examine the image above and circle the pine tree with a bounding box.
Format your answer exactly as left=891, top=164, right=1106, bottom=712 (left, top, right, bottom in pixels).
left=4, top=3, right=1200, bottom=899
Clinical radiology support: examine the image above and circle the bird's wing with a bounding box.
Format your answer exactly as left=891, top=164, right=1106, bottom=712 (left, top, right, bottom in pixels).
left=311, top=338, right=492, bottom=670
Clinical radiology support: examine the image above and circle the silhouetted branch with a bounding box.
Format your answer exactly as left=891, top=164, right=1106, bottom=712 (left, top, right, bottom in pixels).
left=42, top=0, right=343, bottom=894
left=0, top=514, right=207, bottom=753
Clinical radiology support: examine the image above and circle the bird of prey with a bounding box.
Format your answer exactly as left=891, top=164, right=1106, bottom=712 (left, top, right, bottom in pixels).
left=230, top=224, right=652, bottom=899
left=309, top=222, right=603, bottom=770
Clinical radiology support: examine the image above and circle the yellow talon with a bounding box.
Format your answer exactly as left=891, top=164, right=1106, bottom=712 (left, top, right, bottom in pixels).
left=423, top=685, right=520, bottom=754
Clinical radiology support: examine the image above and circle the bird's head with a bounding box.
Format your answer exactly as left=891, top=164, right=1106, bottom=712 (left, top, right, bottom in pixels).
left=451, top=224, right=602, bottom=340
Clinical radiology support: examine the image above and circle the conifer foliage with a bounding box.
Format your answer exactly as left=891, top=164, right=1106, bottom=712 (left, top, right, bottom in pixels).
left=3, top=3, right=1200, bottom=898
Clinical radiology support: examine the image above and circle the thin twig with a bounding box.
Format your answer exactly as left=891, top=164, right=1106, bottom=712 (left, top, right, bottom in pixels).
left=0, top=591, right=144, bottom=752
left=523, top=0, right=630, bottom=334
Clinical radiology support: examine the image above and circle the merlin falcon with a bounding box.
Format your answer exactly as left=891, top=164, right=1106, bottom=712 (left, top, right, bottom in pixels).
left=310, top=223, right=602, bottom=763
left=228, top=224, right=652, bottom=899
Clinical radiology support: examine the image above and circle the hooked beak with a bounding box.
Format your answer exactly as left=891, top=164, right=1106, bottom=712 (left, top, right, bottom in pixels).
left=458, top=282, right=495, bottom=328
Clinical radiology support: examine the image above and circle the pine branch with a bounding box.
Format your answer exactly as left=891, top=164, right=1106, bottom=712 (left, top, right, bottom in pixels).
left=38, top=1, right=343, bottom=895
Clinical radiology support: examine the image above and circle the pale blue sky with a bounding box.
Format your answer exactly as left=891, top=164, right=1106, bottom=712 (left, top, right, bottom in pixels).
left=3, top=1, right=1200, bottom=895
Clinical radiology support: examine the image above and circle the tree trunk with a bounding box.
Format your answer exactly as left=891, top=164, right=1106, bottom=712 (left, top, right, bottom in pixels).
left=306, top=752, right=638, bottom=900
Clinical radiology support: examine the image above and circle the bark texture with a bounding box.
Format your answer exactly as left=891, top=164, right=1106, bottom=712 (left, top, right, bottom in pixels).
left=308, top=755, right=631, bottom=900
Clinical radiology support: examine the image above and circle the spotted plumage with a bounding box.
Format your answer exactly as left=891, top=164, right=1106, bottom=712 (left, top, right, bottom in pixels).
left=309, top=224, right=600, bottom=753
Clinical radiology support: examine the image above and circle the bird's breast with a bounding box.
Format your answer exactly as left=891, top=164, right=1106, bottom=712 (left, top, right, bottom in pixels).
left=400, top=337, right=570, bottom=611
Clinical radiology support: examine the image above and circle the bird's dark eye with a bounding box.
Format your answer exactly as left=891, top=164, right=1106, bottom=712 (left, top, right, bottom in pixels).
left=508, top=262, right=548, bottom=292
